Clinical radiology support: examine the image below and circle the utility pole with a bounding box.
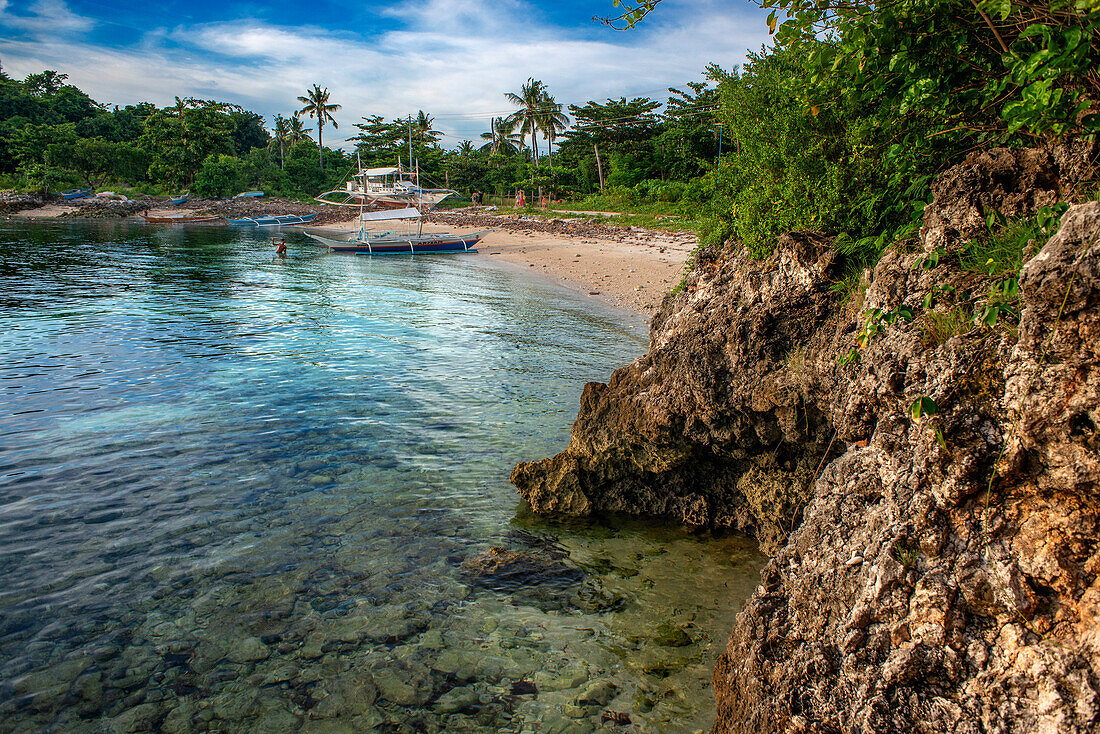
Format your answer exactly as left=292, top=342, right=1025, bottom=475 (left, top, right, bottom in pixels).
left=408, top=116, right=413, bottom=173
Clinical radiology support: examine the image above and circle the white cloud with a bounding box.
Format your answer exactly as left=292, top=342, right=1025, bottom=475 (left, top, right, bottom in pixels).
left=0, top=0, right=770, bottom=147
left=0, top=0, right=93, bottom=35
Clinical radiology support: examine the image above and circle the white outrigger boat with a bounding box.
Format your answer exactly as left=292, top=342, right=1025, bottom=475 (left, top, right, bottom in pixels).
left=306, top=206, right=488, bottom=255
left=314, top=166, right=459, bottom=210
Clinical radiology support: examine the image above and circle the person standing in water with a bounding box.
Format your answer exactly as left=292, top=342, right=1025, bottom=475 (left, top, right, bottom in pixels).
left=274, top=238, right=287, bottom=257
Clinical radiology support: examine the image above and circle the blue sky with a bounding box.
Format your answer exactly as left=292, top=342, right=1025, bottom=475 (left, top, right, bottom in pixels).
left=0, top=0, right=771, bottom=148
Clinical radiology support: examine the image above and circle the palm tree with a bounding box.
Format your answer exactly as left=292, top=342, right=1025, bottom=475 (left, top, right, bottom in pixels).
left=271, top=114, right=290, bottom=170
left=505, top=78, right=548, bottom=166
left=456, top=140, right=474, bottom=157
left=411, top=110, right=443, bottom=148
left=297, top=84, right=341, bottom=169
left=479, top=116, right=522, bottom=155
left=288, top=113, right=311, bottom=145
left=537, top=92, right=569, bottom=167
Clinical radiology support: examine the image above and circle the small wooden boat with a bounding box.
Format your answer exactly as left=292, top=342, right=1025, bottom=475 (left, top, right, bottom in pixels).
left=225, top=213, right=317, bottom=227
left=60, top=188, right=92, bottom=200
left=170, top=193, right=189, bottom=205
left=141, top=213, right=222, bottom=224
left=233, top=191, right=264, bottom=199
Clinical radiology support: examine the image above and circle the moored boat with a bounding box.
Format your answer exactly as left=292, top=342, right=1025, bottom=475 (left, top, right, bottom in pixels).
left=233, top=191, right=264, bottom=199
left=170, top=193, right=189, bottom=205
left=60, top=188, right=92, bottom=200
left=226, top=213, right=317, bottom=226
left=305, top=206, right=485, bottom=254
left=141, top=213, right=222, bottom=224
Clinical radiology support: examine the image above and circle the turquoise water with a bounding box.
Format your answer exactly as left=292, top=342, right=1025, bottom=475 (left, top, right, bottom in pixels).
left=0, top=220, right=764, bottom=733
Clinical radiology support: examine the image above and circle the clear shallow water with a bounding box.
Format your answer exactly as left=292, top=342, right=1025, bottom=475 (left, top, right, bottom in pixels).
left=0, top=220, right=764, bottom=733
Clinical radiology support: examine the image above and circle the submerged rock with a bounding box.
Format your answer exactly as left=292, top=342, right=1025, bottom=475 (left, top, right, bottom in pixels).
left=459, top=546, right=584, bottom=591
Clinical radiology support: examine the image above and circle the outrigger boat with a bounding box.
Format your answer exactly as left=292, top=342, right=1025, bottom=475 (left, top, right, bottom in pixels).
left=226, top=213, right=317, bottom=226
left=306, top=207, right=486, bottom=255
left=314, top=166, right=458, bottom=210
left=60, top=188, right=92, bottom=200
left=170, top=193, right=189, bottom=205
left=233, top=191, right=264, bottom=199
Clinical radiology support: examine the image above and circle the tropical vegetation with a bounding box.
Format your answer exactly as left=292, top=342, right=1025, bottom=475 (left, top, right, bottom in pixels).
left=2, top=0, right=1096, bottom=272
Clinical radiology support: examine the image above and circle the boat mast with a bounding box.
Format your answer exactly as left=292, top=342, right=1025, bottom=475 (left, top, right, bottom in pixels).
left=416, top=160, right=423, bottom=238
left=357, top=151, right=365, bottom=241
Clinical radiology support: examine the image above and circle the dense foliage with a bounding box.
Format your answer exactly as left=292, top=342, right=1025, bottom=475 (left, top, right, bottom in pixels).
left=607, top=0, right=1100, bottom=260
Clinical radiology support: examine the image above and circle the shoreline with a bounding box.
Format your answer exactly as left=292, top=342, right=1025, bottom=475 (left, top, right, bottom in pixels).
left=314, top=210, right=696, bottom=316
left=4, top=195, right=696, bottom=317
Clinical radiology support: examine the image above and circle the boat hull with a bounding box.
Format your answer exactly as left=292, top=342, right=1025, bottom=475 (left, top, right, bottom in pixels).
left=306, top=231, right=482, bottom=254
left=141, top=215, right=222, bottom=224
left=226, top=214, right=317, bottom=226
left=61, top=188, right=92, bottom=200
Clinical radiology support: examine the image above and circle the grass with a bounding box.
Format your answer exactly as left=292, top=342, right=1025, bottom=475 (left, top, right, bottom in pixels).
left=959, top=219, right=1039, bottom=277
left=920, top=307, right=971, bottom=347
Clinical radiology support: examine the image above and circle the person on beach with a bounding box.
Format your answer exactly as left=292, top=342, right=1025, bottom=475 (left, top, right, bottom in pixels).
left=515, top=190, right=525, bottom=208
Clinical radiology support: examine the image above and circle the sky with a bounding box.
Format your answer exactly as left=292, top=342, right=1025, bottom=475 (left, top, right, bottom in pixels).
left=0, top=0, right=772, bottom=149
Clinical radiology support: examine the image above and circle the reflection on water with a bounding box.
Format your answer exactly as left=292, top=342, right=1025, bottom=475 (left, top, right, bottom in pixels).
left=0, top=220, right=764, bottom=733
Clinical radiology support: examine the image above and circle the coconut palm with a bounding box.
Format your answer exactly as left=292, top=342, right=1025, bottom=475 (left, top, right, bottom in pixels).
left=456, top=140, right=474, bottom=157
left=479, top=116, right=522, bottom=155
left=270, top=114, right=290, bottom=169
left=297, top=84, right=341, bottom=169
left=505, top=78, right=548, bottom=166
left=537, top=92, right=569, bottom=167
left=288, top=113, right=311, bottom=145
left=411, top=110, right=443, bottom=148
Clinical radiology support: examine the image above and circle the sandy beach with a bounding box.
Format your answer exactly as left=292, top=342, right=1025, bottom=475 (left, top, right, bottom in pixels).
left=315, top=215, right=697, bottom=315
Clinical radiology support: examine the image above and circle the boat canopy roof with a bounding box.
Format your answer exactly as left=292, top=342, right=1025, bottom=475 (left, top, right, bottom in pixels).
left=362, top=167, right=400, bottom=177
left=359, top=207, right=422, bottom=221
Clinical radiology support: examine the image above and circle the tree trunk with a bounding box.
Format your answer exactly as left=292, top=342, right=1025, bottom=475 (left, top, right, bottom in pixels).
left=279, top=139, right=285, bottom=170
left=318, top=122, right=324, bottom=170
left=594, top=144, right=605, bottom=191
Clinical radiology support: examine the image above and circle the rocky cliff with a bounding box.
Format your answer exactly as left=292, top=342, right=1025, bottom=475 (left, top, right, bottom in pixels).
left=512, top=145, right=1100, bottom=731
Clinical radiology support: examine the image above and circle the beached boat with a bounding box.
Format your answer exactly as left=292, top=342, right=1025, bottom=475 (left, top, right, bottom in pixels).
left=315, top=167, right=458, bottom=210
left=141, top=213, right=222, bottom=224
left=170, top=193, right=189, bottom=205
left=305, top=207, right=485, bottom=254
left=226, top=213, right=317, bottom=227
left=234, top=191, right=264, bottom=199
left=60, top=188, right=92, bottom=200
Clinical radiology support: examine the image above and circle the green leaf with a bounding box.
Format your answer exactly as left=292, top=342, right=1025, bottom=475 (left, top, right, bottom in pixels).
left=909, top=396, right=938, bottom=419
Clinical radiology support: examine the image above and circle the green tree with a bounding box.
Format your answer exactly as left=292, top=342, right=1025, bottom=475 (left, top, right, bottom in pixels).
left=271, top=114, right=290, bottom=170
left=288, top=112, right=311, bottom=145
left=537, top=91, right=569, bottom=167
left=506, top=78, right=549, bottom=165
left=140, top=98, right=236, bottom=188
left=193, top=154, right=244, bottom=198
left=297, top=84, right=341, bottom=169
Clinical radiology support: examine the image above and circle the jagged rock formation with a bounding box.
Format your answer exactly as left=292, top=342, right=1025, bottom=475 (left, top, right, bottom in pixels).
left=512, top=146, right=1100, bottom=731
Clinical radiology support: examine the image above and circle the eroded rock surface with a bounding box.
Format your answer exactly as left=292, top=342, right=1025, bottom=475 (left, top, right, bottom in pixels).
left=512, top=146, right=1100, bottom=731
